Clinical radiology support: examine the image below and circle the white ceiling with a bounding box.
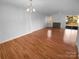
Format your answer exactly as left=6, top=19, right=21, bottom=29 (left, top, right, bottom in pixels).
left=0, top=0, right=79, bottom=16
left=32, top=0, right=79, bottom=16
left=0, top=0, right=30, bottom=8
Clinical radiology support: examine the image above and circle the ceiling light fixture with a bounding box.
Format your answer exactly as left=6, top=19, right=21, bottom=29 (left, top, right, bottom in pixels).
left=26, top=8, right=36, bottom=12
left=26, top=0, right=36, bottom=12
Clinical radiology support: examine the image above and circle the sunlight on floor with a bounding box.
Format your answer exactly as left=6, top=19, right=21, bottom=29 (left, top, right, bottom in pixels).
left=63, top=29, right=78, bottom=45
left=47, top=30, right=52, bottom=38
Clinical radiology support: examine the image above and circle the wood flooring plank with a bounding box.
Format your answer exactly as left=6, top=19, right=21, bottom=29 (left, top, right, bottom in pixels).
left=0, top=28, right=78, bottom=59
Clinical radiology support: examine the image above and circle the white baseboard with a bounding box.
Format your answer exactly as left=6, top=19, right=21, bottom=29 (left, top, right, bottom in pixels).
left=0, top=27, right=45, bottom=44
left=31, top=26, right=45, bottom=32
left=0, top=31, right=32, bottom=44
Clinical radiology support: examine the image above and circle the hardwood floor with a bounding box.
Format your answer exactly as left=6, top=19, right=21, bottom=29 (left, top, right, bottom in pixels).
left=0, top=28, right=78, bottom=59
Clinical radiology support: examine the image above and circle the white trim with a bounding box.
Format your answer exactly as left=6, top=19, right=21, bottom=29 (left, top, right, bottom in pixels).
left=0, top=27, right=45, bottom=44
left=0, top=31, right=32, bottom=44
left=31, top=26, right=45, bottom=32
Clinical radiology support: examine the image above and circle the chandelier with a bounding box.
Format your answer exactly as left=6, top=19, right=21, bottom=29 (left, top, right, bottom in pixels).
left=26, top=0, right=36, bottom=12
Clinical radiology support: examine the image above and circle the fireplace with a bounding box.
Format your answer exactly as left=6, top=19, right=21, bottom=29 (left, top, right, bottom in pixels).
left=53, top=22, right=61, bottom=28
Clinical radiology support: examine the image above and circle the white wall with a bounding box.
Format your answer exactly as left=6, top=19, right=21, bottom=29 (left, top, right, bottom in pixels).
left=31, top=13, right=45, bottom=32
left=76, top=31, right=79, bottom=53
left=52, top=12, right=67, bottom=28
left=44, top=12, right=67, bottom=28
left=0, top=4, right=30, bottom=42
left=0, top=3, right=45, bottom=43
